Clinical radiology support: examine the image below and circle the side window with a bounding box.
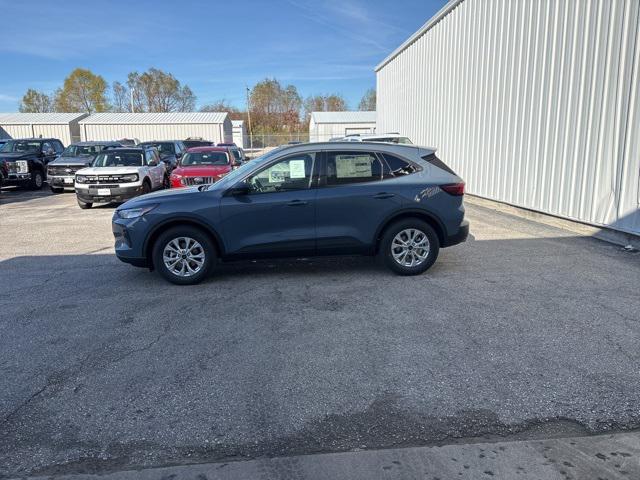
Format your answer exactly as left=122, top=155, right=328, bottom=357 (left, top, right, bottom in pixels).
left=42, top=142, right=52, bottom=153
left=247, top=153, right=315, bottom=193
left=326, top=151, right=383, bottom=185
left=381, top=153, right=420, bottom=176
left=53, top=141, right=64, bottom=154
left=144, top=150, right=154, bottom=165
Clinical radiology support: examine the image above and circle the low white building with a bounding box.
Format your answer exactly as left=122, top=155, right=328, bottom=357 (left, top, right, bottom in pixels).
left=232, top=120, right=247, bottom=148
left=78, top=112, right=233, bottom=144
left=0, top=113, right=88, bottom=145
left=308, top=111, right=376, bottom=142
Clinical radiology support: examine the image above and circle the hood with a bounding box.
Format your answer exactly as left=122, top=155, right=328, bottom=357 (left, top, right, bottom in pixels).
left=117, top=185, right=202, bottom=209
left=0, top=152, right=36, bottom=161
left=173, top=165, right=231, bottom=177
left=49, top=156, right=93, bottom=167
left=76, top=166, right=141, bottom=175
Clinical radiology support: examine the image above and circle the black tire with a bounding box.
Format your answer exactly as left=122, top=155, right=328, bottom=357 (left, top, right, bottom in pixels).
left=379, top=218, right=440, bottom=275
left=152, top=226, right=216, bottom=285
left=50, top=186, right=64, bottom=194
left=77, top=198, right=92, bottom=209
left=142, top=179, right=151, bottom=195
left=30, top=170, right=44, bottom=190
left=163, top=174, right=170, bottom=189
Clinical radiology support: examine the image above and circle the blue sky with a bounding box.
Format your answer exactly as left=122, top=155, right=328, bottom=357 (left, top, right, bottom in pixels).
left=0, top=0, right=446, bottom=111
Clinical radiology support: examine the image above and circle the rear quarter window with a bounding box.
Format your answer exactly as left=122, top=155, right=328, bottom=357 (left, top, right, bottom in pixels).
left=381, top=153, right=421, bottom=176
left=421, top=153, right=457, bottom=175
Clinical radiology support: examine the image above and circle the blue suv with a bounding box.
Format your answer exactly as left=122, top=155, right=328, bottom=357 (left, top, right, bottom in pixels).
left=112, top=142, right=469, bottom=284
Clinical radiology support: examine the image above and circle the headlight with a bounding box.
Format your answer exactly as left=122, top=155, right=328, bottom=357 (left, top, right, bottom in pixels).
left=117, top=204, right=157, bottom=219
left=76, top=175, right=87, bottom=183
left=16, top=160, right=28, bottom=173
left=121, top=173, right=138, bottom=183
left=171, top=174, right=182, bottom=179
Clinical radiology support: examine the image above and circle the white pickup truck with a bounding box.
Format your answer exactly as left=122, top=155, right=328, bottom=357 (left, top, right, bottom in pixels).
left=74, top=146, right=169, bottom=209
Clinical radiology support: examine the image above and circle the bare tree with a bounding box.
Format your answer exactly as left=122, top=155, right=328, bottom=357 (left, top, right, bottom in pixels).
left=126, top=68, right=196, bottom=112
left=357, top=88, right=376, bottom=111
left=111, top=81, right=129, bottom=112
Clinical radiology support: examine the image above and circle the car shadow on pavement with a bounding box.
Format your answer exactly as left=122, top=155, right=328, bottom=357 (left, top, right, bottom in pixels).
left=0, top=186, right=55, bottom=205
left=1, top=235, right=640, bottom=479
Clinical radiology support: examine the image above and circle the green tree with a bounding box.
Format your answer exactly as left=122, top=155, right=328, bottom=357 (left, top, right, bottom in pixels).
left=54, top=68, right=109, bottom=113
left=127, top=68, right=195, bottom=112
left=357, top=88, right=376, bottom=111
left=19, top=89, right=53, bottom=113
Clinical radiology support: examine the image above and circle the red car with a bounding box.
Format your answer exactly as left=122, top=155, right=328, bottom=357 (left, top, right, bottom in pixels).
left=170, top=146, right=239, bottom=188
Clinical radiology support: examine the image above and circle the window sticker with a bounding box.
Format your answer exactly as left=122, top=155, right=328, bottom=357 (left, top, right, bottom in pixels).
left=268, top=163, right=290, bottom=183
left=289, top=159, right=306, bottom=178
left=335, top=155, right=373, bottom=178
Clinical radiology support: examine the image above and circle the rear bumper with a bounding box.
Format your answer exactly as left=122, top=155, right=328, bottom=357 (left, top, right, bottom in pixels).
left=443, top=220, right=469, bottom=247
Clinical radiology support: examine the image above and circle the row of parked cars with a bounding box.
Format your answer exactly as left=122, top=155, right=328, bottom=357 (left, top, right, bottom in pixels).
left=0, top=137, right=247, bottom=209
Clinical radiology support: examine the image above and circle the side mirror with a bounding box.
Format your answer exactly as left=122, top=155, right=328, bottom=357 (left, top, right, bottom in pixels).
left=227, top=181, right=250, bottom=196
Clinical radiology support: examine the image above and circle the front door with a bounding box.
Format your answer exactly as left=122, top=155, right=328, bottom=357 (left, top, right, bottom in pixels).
left=219, top=152, right=318, bottom=257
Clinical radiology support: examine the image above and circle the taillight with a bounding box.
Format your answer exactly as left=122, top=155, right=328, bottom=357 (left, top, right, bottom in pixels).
left=440, top=182, right=465, bottom=196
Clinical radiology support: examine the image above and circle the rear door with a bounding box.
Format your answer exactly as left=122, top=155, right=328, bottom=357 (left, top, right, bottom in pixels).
left=219, top=151, right=319, bottom=257
left=315, top=150, right=404, bottom=253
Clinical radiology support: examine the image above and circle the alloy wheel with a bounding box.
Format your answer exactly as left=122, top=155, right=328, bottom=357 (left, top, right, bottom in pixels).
left=391, top=228, right=430, bottom=267
left=163, top=237, right=206, bottom=277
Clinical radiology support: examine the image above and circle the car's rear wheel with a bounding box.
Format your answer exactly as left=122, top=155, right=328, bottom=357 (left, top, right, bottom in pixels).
left=380, top=219, right=439, bottom=275
left=77, top=198, right=92, bottom=209
left=152, top=226, right=215, bottom=285
left=30, top=170, right=44, bottom=190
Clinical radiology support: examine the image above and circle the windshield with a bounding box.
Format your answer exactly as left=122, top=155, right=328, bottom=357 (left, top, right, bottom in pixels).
left=209, top=147, right=282, bottom=190
left=62, top=145, right=107, bottom=157
left=92, top=152, right=144, bottom=167
left=1, top=141, right=41, bottom=153
left=181, top=151, right=229, bottom=166
left=140, top=142, right=175, bottom=155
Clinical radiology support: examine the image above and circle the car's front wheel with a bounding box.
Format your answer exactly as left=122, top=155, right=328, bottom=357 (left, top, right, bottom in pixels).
left=152, top=226, right=216, bottom=285
left=379, top=219, right=439, bottom=275
left=77, top=198, right=92, bottom=209
left=30, top=170, right=44, bottom=190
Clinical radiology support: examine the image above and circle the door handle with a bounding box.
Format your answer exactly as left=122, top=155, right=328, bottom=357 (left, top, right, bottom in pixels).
left=373, top=192, right=395, bottom=199
left=287, top=200, right=308, bottom=206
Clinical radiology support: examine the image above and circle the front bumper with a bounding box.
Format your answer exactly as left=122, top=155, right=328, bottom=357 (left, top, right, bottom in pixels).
left=76, top=184, right=143, bottom=203
left=112, top=215, right=151, bottom=268
left=4, top=173, right=31, bottom=185
left=48, top=175, right=76, bottom=190
left=443, top=219, right=469, bottom=247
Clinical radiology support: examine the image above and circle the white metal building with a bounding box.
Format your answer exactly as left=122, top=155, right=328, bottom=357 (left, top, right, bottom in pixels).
left=0, top=113, right=88, bottom=145
left=78, top=112, right=233, bottom=144
left=376, top=0, right=640, bottom=237
left=309, top=111, right=376, bottom=142
left=232, top=120, right=247, bottom=148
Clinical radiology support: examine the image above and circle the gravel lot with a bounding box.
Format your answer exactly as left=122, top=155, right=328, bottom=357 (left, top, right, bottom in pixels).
left=1, top=187, right=639, bottom=478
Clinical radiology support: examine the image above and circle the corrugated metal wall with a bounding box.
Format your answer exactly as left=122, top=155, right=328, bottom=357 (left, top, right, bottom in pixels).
left=80, top=123, right=228, bottom=144
left=0, top=124, right=75, bottom=145
left=309, top=122, right=377, bottom=142
left=377, top=0, right=640, bottom=236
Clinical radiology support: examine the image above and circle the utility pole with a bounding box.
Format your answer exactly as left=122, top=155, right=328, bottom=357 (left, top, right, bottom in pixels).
left=130, top=88, right=135, bottom=113
left=246, top=86, right=253, bottom=151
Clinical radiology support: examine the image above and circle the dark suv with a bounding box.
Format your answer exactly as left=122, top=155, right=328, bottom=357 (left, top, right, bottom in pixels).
left=112, top=142, right=469, bottom=284
left=0, top=138, right=64, bottom=189
left=138, top=141, right=185, bottom=171
left=47, top=141, right=122, bottom=193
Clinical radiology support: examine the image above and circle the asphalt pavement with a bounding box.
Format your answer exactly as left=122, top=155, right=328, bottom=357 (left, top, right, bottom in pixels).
left=1, top=187, right=639, bottom=478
